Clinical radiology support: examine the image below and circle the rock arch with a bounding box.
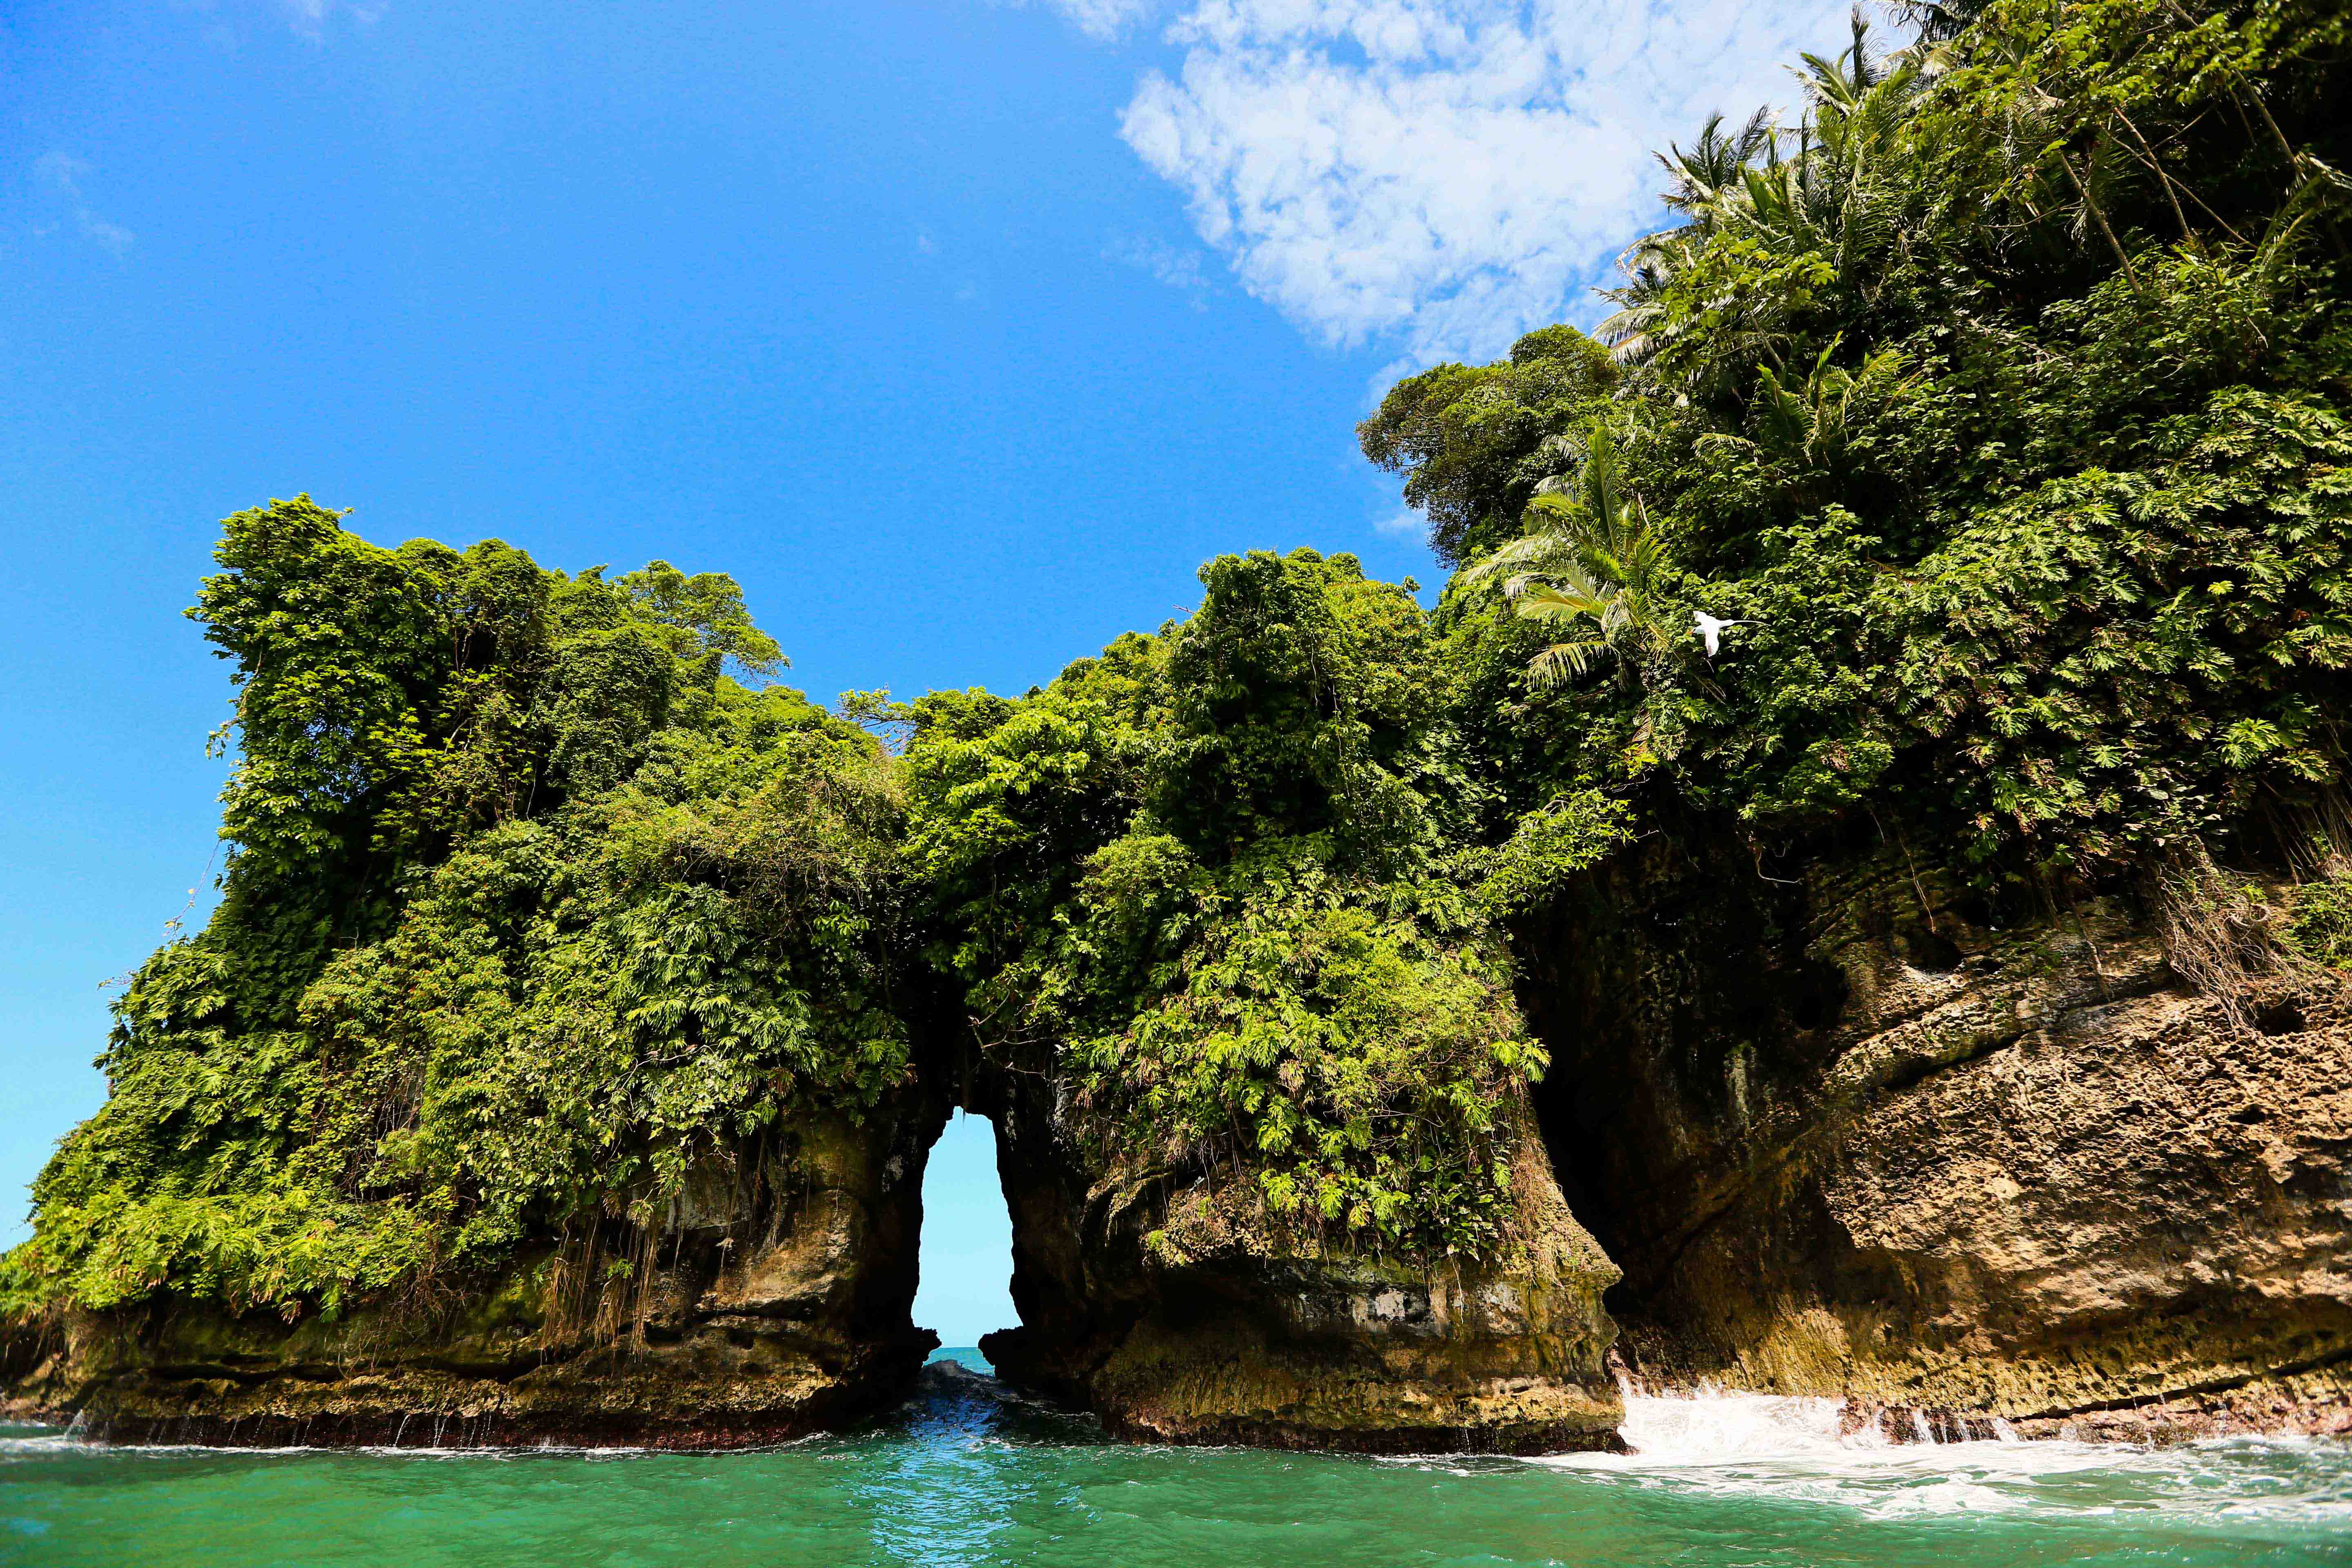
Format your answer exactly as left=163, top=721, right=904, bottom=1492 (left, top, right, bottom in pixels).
left=15, top=1036, right=1624, bottom=1452
left=19, top=852, right=2352, bottom=1450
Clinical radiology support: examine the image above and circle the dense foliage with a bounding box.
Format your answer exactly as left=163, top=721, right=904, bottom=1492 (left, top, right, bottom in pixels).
left=1368, top=0, right=2352, bottom=888
left=7, top=501, right=912, bottom=1317
left=906, top=550, right=1620, bottom=1256
left=10, top=0, right=2350, bottom=1319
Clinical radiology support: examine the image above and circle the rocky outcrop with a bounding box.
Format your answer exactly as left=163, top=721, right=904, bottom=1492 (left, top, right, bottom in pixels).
left=971, top=1063, right=1626, bottom=1453
left=2, top=1050, right=1627, bottom=1454
left=18, top=823, right=2352, bottom=1453
left=0, top=1098, right=948, bottom=1448
left=1519, top=820, right=2352, bottom=1440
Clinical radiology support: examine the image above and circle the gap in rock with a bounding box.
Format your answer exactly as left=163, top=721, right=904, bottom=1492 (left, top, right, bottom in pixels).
left=911, top=1109, right=1020, bottom=1368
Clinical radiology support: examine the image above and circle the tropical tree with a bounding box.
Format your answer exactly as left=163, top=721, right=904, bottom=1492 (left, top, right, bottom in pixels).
left=1600, top=10, right=1923, bottom=403
left=1461, top=423, right=1679, bottom=686
left=1699, top=335, right=1915, bottom=512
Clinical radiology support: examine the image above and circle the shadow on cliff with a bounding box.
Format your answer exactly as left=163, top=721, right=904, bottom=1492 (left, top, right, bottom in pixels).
left=1502, top=804, right=2352, bottom=1440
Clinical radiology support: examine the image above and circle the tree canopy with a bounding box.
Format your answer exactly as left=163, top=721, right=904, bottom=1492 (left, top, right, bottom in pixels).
left=1392, top=0, right=2351, bottom=885
left=11, top=503, right=909, bottom=1317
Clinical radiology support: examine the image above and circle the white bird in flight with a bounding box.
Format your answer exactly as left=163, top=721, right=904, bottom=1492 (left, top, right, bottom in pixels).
left=1692, top=611, right=1747, bottom=658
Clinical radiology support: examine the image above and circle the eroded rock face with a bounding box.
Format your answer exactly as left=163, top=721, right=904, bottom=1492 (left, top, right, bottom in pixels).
left=1520, top=823, right=2352, bottom=1439
left=971, top=1066, right=1626, bottom=1453
left=5, top=1036, right=1626, bottom=1454
left=2, top=1098, right=947, bottom=1448
left=27, top=826, right=2343, bottom=1452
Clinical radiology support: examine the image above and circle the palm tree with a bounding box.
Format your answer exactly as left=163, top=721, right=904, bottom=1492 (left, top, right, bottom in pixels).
left=1706, top=334, right=1913, bottom=501
left=1462, top=423, right=1678, bottom=686
left=1599, top=11, right=1921, bottom=399
left=1662, top=108, right=1779, bottom=231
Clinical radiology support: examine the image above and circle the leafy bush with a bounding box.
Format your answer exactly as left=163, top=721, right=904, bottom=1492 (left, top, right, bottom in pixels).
left=1383, top=0, right=2352, bottom=893
left=2287, top=875, right=2352, bottom=969
left=7, top=506, right=906, bottom=1319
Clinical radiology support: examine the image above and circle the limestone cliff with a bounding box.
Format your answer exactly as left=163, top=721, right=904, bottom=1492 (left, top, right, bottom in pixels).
left=1, top=1098, right=947, bottom=1448
left=971, top=1062, right=1625, bottom=1453
left=16, top=825, right=2352, bottom=1454
left=1517, top=823, right=2352, bottom=1440
left=1, top=1054, right=1629, bottom=1454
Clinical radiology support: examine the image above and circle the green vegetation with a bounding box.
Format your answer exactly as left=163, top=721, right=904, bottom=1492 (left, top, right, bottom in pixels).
left=1370, top=0, right=2352, bottom=882
left=8, top=500, right=912, bottom=1318
left=2287, top=871, right=2352, bottom=968
left=906, top=550, right=1615, bottom=1256
left=8, top=0, right=2350, bottom=1323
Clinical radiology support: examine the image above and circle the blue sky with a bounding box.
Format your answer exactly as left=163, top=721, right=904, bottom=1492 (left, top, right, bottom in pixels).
left=0, top=0, right=1862, bottom=1345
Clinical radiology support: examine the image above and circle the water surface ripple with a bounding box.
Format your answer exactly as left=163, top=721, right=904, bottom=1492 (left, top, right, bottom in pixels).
left=3, top=1352, right=2347, bottom=1566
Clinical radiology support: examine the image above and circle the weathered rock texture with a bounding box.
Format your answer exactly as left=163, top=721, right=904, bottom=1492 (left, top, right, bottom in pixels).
left=2, top=1054, right=1626, bottom=1454
left=1520, top=819, right=2352, bottom=1441
left=1, top=1099, right=947, bottom=1448
left=18, top=829, right=2352, bottom=1452
left=971, top=1062, right=1626, bottom=1453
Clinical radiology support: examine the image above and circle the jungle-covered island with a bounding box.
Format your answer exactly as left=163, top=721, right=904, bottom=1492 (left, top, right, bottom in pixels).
left=6, top=0, right=2350, bottom=1452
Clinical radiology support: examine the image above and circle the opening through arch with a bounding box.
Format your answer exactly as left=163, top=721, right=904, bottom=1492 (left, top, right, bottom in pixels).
left=911, top=1110, right=1019, bottom=1365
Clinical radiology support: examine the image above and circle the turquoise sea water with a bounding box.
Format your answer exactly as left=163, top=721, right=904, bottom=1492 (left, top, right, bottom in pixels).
left=4, top=1352, right=2348, bottom=1567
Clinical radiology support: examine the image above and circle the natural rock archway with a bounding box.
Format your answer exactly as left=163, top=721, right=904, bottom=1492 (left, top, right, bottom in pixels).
left=9, top=1034, right=1625, bottom=1453
left=14, top=836, right=2352, bottom=1451
left=12, top=505, right=2352, bottom=1453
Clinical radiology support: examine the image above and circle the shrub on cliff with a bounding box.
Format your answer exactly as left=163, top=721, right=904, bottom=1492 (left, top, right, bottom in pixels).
left=1381, top=0, right=2352, bottom=895
left=907, top=550, right=1623, bottom=1257
left=7, top=502, right=911, bottom=1319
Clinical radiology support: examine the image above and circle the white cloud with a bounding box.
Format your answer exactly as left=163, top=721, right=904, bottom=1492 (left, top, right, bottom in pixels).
left=1105, top=233, right=1214, bottom=307
left=1005, top=0, right=1165, bottom=40
left=36, top=152, right=87, bottom=187
left=167, top=0, right=384, bottom=45
left=34, top=153, right=134, bottom=255
left=277, top=0, right=386, bottom=41
left=1116, top=0, right=1873, bottom=365
left=1372, top=506, right=1425, bottom=538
